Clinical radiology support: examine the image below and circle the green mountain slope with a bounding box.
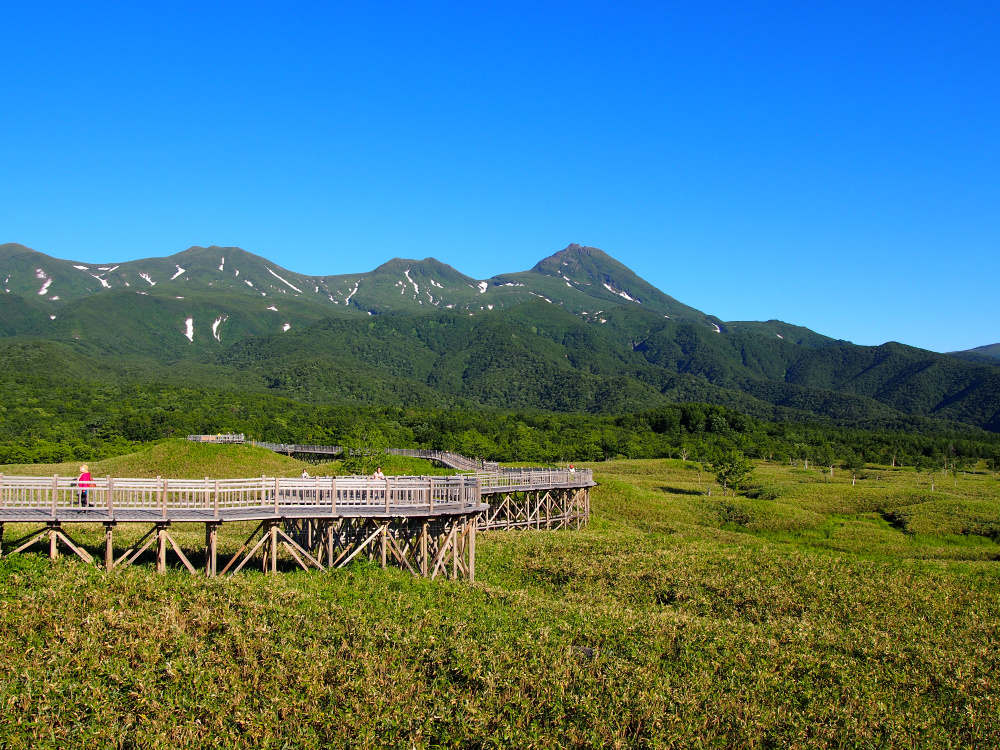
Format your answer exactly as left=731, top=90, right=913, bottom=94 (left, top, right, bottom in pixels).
left=950, top=343, right=1000, bottom=365
left=4, top=239, right=999, bottom=432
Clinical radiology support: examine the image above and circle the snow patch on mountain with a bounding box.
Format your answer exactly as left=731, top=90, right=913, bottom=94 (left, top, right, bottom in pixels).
left=73, top=265, right=89, bottom=270
left=89, top=274, right=110, bottom=289
left=267, top=305, right=278, bottom=311
left=170, top=265, right=185, bottom=280
left=184, top=317, right=194, bottom=342
left=219, top=257, right=225, bottom=271
left=266, top=267, right=303, bottom=293
left=603, top=282, right=637, bottom=302
left=404, top=269, right=419, bottom=295
left=282, top=323, right=291, bottom=332
left=477, top=282, right=488, bottom=293
left=212, top=315, right=228, bottom=342
left=345, top=279, right=362, bottom=305
left=139, top=273, right=156, bottom=286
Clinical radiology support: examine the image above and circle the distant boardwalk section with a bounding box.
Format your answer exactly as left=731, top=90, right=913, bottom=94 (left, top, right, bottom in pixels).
left=0, top=450, right=593, bottom=581
left=188, top=433, right=245, bottom=444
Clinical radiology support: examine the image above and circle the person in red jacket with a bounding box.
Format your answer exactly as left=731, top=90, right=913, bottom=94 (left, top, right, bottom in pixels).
left=78, top=464, right=93, bottom=507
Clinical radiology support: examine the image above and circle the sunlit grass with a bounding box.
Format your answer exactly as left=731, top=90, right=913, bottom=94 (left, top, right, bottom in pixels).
left=1, top=448, right=999, bottom=747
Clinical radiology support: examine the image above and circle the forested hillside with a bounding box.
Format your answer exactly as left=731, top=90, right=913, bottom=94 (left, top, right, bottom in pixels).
left=3, top=241, right=1000, bottom=433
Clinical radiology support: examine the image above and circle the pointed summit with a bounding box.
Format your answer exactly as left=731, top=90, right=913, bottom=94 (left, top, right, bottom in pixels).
left=525, top=243, right=716, bottom=324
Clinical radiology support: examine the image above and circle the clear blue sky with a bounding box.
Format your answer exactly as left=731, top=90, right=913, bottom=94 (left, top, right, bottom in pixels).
left=3, top=1, right=997, bottom=352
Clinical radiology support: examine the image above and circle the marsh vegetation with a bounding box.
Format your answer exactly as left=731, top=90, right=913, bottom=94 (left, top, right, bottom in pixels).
left=1, top=446, right=997, bottom=748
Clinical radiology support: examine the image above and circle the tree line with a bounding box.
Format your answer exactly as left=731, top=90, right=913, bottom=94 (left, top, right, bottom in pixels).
left=2, top=379, right=999, bottom=473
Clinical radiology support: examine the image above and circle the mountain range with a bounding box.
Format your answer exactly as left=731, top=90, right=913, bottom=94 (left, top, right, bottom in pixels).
left=2, top=241, right=999, bottom=432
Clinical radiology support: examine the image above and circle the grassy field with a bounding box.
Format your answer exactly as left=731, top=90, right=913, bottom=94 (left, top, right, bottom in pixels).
left=0, top=439, right=457, bottom=479
left=1, top=448, right=998, bottom=748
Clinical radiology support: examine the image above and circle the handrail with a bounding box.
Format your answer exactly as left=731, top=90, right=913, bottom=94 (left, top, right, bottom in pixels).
left=0, top=469, right=592, bottom=517
left=243, top=441, right=502, bottom=472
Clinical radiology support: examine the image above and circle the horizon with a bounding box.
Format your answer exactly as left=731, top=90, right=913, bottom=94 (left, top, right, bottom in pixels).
left=2, top=2, right=997, bottom=353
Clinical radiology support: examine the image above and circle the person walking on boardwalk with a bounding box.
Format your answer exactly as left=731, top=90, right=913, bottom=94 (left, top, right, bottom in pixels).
left=77, top=464, right=93, bottom=507
left=373, top=466, right=385, bottom=480
left=301, top=468, right=310, bottom=479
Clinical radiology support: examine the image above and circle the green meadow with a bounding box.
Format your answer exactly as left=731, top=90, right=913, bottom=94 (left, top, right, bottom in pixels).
left=1, top=445, right=998, bottom=748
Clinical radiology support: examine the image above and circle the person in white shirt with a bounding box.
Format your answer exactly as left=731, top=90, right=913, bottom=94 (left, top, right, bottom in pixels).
left=373, top=467, right=385, bottom=480
left=301, top=468, right=311, bottom=479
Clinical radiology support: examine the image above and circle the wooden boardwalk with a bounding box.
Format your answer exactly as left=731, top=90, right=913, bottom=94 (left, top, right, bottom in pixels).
left=0, top=462, right=594, bottom=580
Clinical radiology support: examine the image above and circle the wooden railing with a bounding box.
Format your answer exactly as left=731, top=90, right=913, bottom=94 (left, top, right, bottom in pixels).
left=252, top=441, right=344, bottom=455
left=245, top=442, right=501, bottom=472
left=0, top=474, right=482, bottom=516
left=478, top=468, right=590, bottom=491
left=0, top=468, right=592, bottom=518
left=387, top=448, right=500, bottom=472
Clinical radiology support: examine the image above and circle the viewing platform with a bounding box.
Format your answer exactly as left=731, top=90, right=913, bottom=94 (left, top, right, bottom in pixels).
left=0, top=457, right=594, bottom=581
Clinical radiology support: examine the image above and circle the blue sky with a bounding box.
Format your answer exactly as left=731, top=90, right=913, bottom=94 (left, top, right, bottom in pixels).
left=2, top=1, right=997, bottom=352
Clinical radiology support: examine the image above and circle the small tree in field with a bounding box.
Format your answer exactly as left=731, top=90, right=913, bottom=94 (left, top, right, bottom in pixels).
left=841, top=453, right=866, bottom=486
left=713, top=448, right=754, bottom=496
left=340, top=426, right=389, bottom=476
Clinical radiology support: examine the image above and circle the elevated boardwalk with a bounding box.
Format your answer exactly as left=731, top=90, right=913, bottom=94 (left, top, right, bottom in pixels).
left=0, top=460, right=594, bottom=581
left=247, top=441, right=501, bottom=473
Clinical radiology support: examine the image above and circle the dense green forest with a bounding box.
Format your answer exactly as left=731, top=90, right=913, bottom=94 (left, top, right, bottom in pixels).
left=3, top=366, right=998, bottom=471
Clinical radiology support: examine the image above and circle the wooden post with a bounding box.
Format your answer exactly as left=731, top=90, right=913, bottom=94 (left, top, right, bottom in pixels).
left=385, top=478, right=391, bottom=513
left=204, top=477, right=210, bottom=509
left=451, top=521, right=457, bottom=580
left=205, top=523, right=218, bottom=577
left=269, top=522, right=278, bottom=573
left=274, top=478, right=280, bottom=514
left=156, top=526, right=167, bottom=573
left=104, top=523, right=115, bottom=570
left=159, top=477, right=166, bottom=518
left=330, top=476, right=337, bottom=515
left=420, top=521, right=428, bottom=577
left=49, top=525, right=58, bottom=560
left=51, top=475, right=58, bottom=519
left=107, top=477, right=115, bottom=515
left=469, top=514, right=476, bottom=583
left=214, top=480, right=220, bottom=518
left=380, top=524, right=387, bottom=568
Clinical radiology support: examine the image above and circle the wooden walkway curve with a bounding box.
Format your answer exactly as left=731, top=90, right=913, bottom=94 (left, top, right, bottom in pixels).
left=0, top=449, right=594, bottom=581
